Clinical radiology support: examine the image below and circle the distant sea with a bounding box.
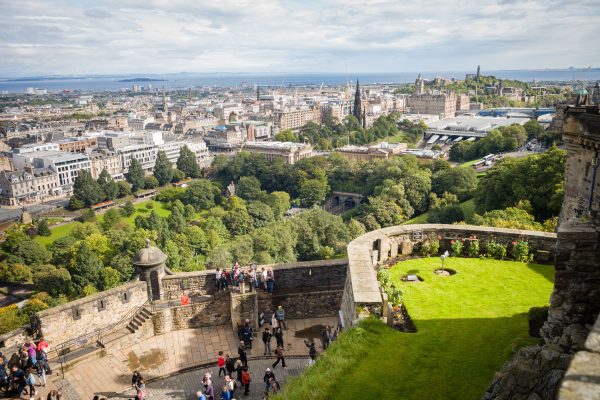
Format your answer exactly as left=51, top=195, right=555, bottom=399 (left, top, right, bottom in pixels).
left=1, top=69, right=599, bottom=94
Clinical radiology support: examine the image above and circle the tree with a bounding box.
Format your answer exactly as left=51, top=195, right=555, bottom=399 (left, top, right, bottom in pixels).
left=167, top=200, right=187, bottom=233
left=73, top=170, right=102, bottom=207
left=177, top=145, right=201, bottom=178
left=184, top=204, right=196, bottom=222
left=69, top=242, right=103, bottom=291
left=524, top=119, right=543, bottom=140
left=33, top=267, right=71, bottom=296
left=156, top=187, right=184, bottom=203
left=102, top=208, right=122, bottom=230
left=97, top=169, right=119, bottom=201
left=144, top=175, right=159, bottom=189
left=80, top=208, right=96, bottom=223
left=181, top=180, right=220, bottom=210
left=14, top=240, right=52, bottom=266
left=275, top=129, right=298, bottom=142
left=117, top=180, right=132, bottom=197
left=473, top=206, right=543, bottom=231
left=298, top=178, right=328, bottom=207
left=0, top=262, right=32, bottom=284
left=265, top=191, right=291, bottom=219
left=122, top=201, right=136, bottom=217
left=432, top=167, right=478, bottom=202
left=171, top=168, right=186, bottom=183
left=185, top=226, right=209, bottom=254
left=237, top=176, right=264, bottom=201
left=223, top=207, right=254, bottom=236
left=125, top=158, right=146, bottom=192
left=50, top=235, right=78, bottom=266
left=247, top=201, right=275, bottom=228
left=364, top=196, right=405, bottom=228
left=154, top=150, right=174, bottom=186
left=100, top=267, right=121, bottom=290
left=427, top=205, right=465, bottom=224
left=36, top=219, right=51, bottom=236
left=347, top=219, right=366, bottom=239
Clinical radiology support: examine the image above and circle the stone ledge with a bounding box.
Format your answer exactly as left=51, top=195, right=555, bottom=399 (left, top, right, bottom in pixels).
left=585, top=316, right=600, bottom=352
left=559, top=350, right=600, bottom=400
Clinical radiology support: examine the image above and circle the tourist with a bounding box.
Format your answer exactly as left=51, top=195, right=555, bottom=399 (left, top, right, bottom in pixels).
left=275, top=305, right=286, bottom=330
left=46, top=389, right=62, bottom=400
left=217, top=351, right=226, bottom=377
left=270, top=312, right=278, bottom=329
left=273, top=327, right=284, bottom=348
left=240, top=320, right=253, bottom=347
left=24, top=367, right=36, bottom=397
left=225, top=375, right=236, bottom=395
left=215, top=268, right=222, bottom=290
left=219, top=384, right=231, bottom=400
left=250, top=264, right=258, bottom=289
left=238, top=341, right=248, bottom=368
left=26, top=343, right=37, bottom=366
left=205, top=379, right=215, bottom=400
left=35, top=357, right=46, bottom=388
left=305, top=340, right=318, bottom=365
left=234, top=359, right=243, bottom=384
left=266, top=268, right=274, bottom=293
left=0, top=353, right=8, bottom=392
left=225, top=354, right=235, bottom=378
left=135, top=378, right=146, bottom=400
left=19, top=347, right=29, bottom=369
left=262, top=327, right=273, bottom=356
left=196, top=390, right=207, bottom=400
left=131, top=371, right=142, bottom=388
left=263, top=368, right=275, bottom=394
left=269, top=377, right=281, bottom=394
left=261, top=268, right=268, bottom=290
left=241, top=366, right=251, bottom=396
left=10, top=366, right=26, bottom=398
left=272, top=345, right=286, bottom=369
left=321, top=325, right=330, bottom=349
left=203, top=372, right=212, bottom=389
left=36, top=338, right=49, bottom=356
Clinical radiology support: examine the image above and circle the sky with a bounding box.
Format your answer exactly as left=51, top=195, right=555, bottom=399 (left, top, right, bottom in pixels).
left=0, top=0, right=599, bottom=77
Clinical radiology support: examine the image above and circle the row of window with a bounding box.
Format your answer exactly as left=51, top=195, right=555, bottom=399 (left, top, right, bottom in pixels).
left=71, top=291, right=131, bottom=320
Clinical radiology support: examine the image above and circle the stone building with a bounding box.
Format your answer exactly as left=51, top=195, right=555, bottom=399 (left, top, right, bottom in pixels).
left=408, top=92, right=457, bottom=117
left=274, top=106, right=321, bottom=130
left=335, top=142, right=407, bottom=162
left=57, top=137, right=98, bottom=153
left=89, top=151, right=123, bottom=180
left=242, top=141, right=313, bottom=164
left=0, top=167, right=61, bottom=205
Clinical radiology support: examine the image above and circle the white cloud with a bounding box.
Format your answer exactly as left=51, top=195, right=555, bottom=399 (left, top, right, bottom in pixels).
left=0, top=0, right=598, bottom=76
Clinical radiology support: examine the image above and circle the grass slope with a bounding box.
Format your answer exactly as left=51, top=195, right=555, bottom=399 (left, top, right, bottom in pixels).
left=35, top=200, right=170, bottom=246
left=276, top=257, right=554, bottom=400
left=404, top=198, right=476, bottom=225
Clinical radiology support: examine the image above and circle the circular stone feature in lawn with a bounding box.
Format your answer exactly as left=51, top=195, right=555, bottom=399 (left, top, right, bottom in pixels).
left=434, top=268, right=457, bottom=276
left=401, top=274, right=424, bottom=282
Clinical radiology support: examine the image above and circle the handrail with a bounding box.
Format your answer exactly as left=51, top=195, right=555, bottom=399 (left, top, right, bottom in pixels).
left=48, top=299, right=150, bottom=359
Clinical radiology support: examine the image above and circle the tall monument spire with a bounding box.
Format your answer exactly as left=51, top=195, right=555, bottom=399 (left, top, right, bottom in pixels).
left=162, top=86, right=168, bottom=112
left=353, top=79, right=362, bottom=125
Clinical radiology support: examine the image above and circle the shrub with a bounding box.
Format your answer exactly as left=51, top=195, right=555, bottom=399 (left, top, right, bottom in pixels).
left=419, top=238, right=440, bottom=257
left=528, top=306, right=548, bottom=338
left=145, top=202, right=154, bottom=210
left=466, top=239, right=480, bottom=258
left=485, top=240, right=507, bottom=260
left=80, top=208, right=96, bottom=223
left=450, top=240, right=463, bottom=256
left=122, top=201, right=135, bottom=217
left=512, top=240, right=530, bottom=262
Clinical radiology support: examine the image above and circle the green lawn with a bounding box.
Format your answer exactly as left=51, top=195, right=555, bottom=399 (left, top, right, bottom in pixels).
left=35, top=200, right=171, bottom=246
left=404, top=198, right=477, bottom=225
left=276, top=257, right=554, bottom=400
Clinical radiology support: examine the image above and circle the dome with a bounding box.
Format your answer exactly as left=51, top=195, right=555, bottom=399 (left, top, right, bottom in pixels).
left=133, top=240, right=167, bottom=267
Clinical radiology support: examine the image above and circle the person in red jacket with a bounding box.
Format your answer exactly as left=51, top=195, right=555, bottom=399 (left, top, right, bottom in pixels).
left=241, top=367, right=251, bottom=396
left=217, top=351, right=226, bottom=377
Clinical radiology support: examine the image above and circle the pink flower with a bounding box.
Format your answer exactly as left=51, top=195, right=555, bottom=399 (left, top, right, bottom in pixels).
left=511, top=241, right=516, bottom=246
left=437, top=235, right=442, bottom=240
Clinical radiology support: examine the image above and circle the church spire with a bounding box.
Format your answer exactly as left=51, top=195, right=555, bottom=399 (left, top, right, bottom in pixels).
left=353, top=79, right=362, bottom=125
left=162, top=86, right=168, bottom=113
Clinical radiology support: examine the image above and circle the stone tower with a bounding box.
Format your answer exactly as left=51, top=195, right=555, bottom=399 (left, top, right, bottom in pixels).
left=415, top=74, right=425, bottom=94
left=162, top=86, right=168, bottom=113
left=134, top=240, right=168, bottom=301
left=353, top=79, right=362, bottom=126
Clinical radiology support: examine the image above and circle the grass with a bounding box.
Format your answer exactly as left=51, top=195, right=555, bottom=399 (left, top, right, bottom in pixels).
left=404, top=198, right=477, bottom=225
left=276, top=257, right=554, bottom=400
left=35, top=200, right=171, bottom=246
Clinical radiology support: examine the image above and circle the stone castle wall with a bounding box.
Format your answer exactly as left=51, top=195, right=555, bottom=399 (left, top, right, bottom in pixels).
left=341, top=224, right=558, bottom=329
left=37, top=281, right=148, bottom=346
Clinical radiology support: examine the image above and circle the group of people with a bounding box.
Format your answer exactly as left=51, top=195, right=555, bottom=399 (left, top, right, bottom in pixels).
left=216, top=263, right=276, bottom=294
left=198, top=343, right=282, bottom=400
left=0, top=338, right=54, bottom=399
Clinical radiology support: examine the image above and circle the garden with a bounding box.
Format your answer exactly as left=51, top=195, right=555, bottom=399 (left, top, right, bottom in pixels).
left=275, top=253, right=554, bottom=400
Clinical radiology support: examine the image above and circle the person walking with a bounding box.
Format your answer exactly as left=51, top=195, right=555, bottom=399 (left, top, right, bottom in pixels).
left=321, top=325, right=330, bottom=349
left=205, top=379, right=215, bottom=400
left=238, top=341, right=248, bottom=368
left=131, top=370, right=142, bottom=388
left=234, top=359, right=243, bottom=384
left=241, top=366, right=251, bottom=396
left=263, top=368, right=275, bottom=395
left=135, top=377, right=146, bottom=400
left=262, top=327, right=272, bottom=356
left=273, top=327, right=284, bottom=348
left=217, top=351, right=226, bottom=377
left=219, top=384, right=231, bottom=400
left=266, top=268, right=274, bottom=293
left=225, top=354, right=235, bottom=378
left=305, top=340, right=319, bottom=366
left=35, top=357, right=46, bottom=388
left=272, top=345, right=286, bottom=369
left=275, top=305, right=286, bottom=330
left=24, top=367, right=36, bottom=397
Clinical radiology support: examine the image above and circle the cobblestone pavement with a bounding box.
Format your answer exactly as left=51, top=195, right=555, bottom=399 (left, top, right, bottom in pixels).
left=109, top=357, right=309, bottom=400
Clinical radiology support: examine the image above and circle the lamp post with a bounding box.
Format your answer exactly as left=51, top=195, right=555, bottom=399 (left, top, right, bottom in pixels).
left=440, top=250, right=449, bottom=273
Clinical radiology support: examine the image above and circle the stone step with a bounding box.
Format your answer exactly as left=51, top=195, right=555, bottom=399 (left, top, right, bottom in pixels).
left=99, top=327, right=131, bottom=347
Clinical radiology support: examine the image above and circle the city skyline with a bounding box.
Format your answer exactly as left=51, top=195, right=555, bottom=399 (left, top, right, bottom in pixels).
left=0, top=0, right=599, bottom=77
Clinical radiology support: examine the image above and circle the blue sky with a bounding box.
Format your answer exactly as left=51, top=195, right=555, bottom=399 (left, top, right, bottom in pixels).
left=0, top=0, right=599, bottom=77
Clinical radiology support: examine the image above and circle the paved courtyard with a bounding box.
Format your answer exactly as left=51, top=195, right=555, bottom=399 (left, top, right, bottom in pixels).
left=31, top=317, right=337, bottom=400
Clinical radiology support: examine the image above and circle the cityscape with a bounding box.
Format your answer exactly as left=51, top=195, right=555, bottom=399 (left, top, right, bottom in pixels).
left=0, top=1, right=599, bottom=400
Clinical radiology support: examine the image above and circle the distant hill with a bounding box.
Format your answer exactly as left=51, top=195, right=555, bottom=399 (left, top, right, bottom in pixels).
left=117, top=77, right=166, bottom=82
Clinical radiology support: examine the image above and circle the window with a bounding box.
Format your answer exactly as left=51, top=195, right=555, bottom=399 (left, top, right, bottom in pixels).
left=97, top=299, right=107, bottom=311
left=72, top=307, right=81, bottom=320
left=121, top=291, right=130, bottom=304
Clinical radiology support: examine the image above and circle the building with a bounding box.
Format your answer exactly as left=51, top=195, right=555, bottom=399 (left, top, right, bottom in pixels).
left=12, top=142, right=60, bottom=154
left=0, top=167, right=61, bottom=205
left=274, top=106, right=321, bottom=130
left=456, top=94, right=470, bottom=111
left=335, top=142, right=408, bottom=162
left=13, top=150, right=91, bottom=194
left=242, top=141, right=313, bottom=164
left=157, top=140, right=210, bottom=168
left=408, top=92, right=457, bottom=117
left=204, top=125, right=245, bottom=151
left=117, top=144, right=157, bottom=173
left=321, top=102, right=351, bottom=123
left=57, top=137, right=98, bottom=153
left=89, top=151, right=123, bottom=180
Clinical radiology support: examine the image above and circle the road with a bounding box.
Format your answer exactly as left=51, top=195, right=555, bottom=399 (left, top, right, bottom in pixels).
left=0, top=197, right=69, bottom=223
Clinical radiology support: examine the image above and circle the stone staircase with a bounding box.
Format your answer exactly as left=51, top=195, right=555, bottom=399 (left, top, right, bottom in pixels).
left=97, top=306, right=154, bottom=347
